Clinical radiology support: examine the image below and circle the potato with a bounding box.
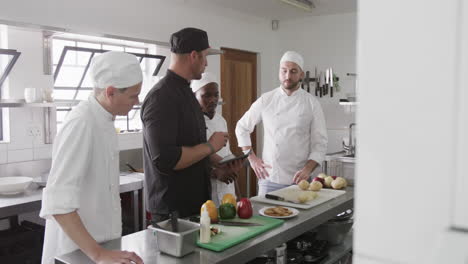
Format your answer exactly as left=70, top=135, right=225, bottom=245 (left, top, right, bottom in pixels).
left=336, top=177, right=348, bottom=187
left=297, top=193, right=309, bottom=203
left=298, top=180, right=310, bottom=190
left=331, top=178, right=346, bottom=189
left=317, top=173, right=327, bottom=179
left=324, top=176, right=334, bottom=188
left=308, top=181, right=323, bottom=191
left=305, top=191, right=318, bottom=200
left=298, top=191, right=318, bottom=203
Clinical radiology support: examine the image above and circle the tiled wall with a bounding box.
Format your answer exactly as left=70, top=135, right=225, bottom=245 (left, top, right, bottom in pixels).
left=274, top=13, right=358, bottom=154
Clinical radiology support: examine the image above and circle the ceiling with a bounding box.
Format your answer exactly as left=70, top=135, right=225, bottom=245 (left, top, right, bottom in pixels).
left=192, top=0, right=357, bottom=21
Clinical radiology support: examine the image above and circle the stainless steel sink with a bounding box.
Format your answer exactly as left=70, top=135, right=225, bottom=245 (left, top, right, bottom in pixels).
left=326, top=151, right=356, bottom=163
left=325, top=152, right=356, bottom=163
left=337, top=154, right=355, bottom=163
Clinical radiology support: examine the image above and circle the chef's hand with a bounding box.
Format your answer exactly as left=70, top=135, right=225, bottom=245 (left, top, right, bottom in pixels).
left=208, top=132, right=229, bottom=152
left=248, top=153, right=271, bottom=179
left=292, top=161, right=317, bottom=184
left=94, top=249, right=143, bottom=264
left=213, top=166, right=238, bottom=184
left=226, top=159, right=244, bottom=173
left=292, top=167, right=312, bottom=184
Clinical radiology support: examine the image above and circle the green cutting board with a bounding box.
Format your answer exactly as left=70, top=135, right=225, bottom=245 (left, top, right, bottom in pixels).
left=197, top=215, right=284, bottom=252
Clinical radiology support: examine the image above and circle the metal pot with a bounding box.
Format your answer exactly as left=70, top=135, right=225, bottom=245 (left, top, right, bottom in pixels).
left=316, top=211, right=353, bottom=245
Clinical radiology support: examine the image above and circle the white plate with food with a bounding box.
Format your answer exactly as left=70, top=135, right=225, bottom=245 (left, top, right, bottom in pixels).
left=0, top=176, right=33, bottom=195
left=259, top=206, right=299, bottom=219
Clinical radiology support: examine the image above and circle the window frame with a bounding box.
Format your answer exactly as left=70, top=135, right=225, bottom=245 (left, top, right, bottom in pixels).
left=53, top=45, right=165, bottom=132
left=0, top=48, right=21, bottom=141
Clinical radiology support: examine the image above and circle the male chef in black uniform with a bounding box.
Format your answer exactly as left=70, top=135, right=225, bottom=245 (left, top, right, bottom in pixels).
left=141, top=28, right=231, bottom=223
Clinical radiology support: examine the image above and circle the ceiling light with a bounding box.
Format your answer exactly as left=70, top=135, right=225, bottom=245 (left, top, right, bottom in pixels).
left=280, top=0, right=315, bottom=12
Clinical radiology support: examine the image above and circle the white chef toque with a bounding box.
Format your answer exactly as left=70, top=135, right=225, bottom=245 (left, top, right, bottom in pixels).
left=89, top=51, right=143, bottom=89
left=191, top=72, right=219, bottom=93
left=280, top=51, right=304, bottom=70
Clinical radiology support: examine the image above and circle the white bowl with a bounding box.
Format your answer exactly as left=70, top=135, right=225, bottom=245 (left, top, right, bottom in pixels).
left=0, top=177, right=33, bottom=195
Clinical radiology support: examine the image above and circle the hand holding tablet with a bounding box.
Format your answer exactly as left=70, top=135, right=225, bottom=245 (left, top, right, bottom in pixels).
left=218, top=150, right=251, bottom=165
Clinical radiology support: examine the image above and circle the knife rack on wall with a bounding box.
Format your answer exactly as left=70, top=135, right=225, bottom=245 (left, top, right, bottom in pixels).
left=301, top=67, right=340, bottom=98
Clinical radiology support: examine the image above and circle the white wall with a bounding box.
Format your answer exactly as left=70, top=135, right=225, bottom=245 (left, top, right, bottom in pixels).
left=0, top=0, right=277, bottom=92
left=0, top=28, right=54, bottom=166
left=275, top=13, right=357, bottom=153
left=355, top=0, right=459, bottom=263
left=0, top=0, right=277, bottom=169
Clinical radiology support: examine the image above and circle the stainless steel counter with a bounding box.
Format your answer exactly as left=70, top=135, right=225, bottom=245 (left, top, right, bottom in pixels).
left=0, top=176, right=143, bottom=227
left=325, top=152, right=356, bottom=164
left=56, top=188, right=354, bottom=264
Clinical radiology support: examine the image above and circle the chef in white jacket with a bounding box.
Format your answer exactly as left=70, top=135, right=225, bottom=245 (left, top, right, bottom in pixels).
left=40, top=51, right=143, bottom=264
left=191, top=72, right=243, bottom=205
left=235, top=51, right=328, bottom=195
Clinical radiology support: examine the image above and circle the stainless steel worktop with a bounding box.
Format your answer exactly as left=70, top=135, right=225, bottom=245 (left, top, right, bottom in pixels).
left=56, top=188, right=354, bottom=264
left=0, top=176, right=143, bottom=219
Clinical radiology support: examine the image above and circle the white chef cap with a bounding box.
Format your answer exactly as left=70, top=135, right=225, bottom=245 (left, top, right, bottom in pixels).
left=280, top=51, right=304, bottom=70
left=89, top=51, right=143, bottom=89
left=191, top=72, right=219, bottom=93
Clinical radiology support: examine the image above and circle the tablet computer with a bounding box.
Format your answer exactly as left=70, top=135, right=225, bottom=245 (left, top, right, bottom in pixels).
left=218, top=150, right=251, bottom=165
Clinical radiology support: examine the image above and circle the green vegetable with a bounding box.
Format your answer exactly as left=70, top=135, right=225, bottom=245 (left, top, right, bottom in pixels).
left=218, top=203, right=236, bottom=219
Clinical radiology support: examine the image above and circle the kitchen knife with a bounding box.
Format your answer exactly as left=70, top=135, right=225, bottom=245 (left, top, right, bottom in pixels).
left=319, top=72, right=323, bottom=97
left=126, top=163, right=138, bottom=172
left=314, top=68, right=319, bottom=96
left=170, top=211, right=179, bottom=232
left=265, top=193, right=302, bottom=204
left=323, top=69, right=328, bottom=96
left=217, top=221, right=263, bottom=226
left=303, top=70, right=310, bottom=93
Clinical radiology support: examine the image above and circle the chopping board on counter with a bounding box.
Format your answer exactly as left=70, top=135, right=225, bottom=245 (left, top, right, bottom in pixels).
left=197, top=215, right=283, bottom=252
left=250, top=185, right=346, bottom=209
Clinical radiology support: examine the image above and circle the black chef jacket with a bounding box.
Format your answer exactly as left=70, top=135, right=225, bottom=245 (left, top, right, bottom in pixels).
left=141, top=70, right=211, bottom=218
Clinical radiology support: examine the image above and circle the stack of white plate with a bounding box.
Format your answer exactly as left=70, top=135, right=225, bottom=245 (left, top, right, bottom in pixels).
left=0, top=177, right=33, bottom=195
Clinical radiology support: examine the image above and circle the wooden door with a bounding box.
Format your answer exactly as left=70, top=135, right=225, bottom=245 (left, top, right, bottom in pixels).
left=220, top=48, right=257, bottom=198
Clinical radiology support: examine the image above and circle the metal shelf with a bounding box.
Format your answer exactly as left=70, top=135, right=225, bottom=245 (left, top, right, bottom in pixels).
left=0, top=99, right=79, bottom=108
left=0, top=99, right=79, bottom=144
left=339, top=101, right=358, bottom=106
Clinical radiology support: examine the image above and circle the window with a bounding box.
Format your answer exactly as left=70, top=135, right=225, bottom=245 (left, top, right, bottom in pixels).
left=0, top=48, right=21, bottom=141
left=51, top=37, right=165, bottom=132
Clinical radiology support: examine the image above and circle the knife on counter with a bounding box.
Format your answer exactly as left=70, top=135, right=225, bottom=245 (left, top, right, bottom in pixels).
left=188, top=216, right=262, bottom=226
left=126, top=163, right=138, bottom=172
left=217, top=221, right=263, bottom=227
left=265, top=194, right=302, bottom=204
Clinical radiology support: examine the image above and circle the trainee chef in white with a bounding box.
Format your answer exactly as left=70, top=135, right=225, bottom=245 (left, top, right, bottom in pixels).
left=235, top=51, right=328, bottom=195
left=40, top=51, right=144, bottom=264
left=191, top=72, right=243, bottom=205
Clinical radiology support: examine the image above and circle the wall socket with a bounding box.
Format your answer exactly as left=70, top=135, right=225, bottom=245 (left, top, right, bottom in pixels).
left=28, top=126, right=41, bottom=137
